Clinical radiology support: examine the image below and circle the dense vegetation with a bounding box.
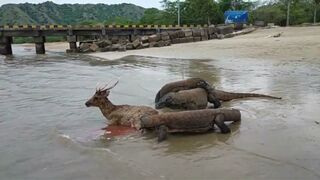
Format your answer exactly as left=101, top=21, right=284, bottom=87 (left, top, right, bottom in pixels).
left=0, top=0, right=318, bottom=26
left=0, top=1, right=145, bottom=25
left=141, top=0, right=319, bottom=26
left=251, top=0, right=320, bottom=26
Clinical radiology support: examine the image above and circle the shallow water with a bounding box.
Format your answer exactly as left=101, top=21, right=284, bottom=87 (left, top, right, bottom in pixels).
left=1, top=45, right=320, bottom=180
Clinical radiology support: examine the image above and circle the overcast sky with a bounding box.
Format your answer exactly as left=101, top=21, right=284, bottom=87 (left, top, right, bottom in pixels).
left=0, top=0, right=162, bottom=8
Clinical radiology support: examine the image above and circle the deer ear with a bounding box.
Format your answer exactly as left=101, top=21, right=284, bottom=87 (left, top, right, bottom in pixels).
left=97, top=89, right=107, bottom=96
left=105, top=90, right=110, bottom=97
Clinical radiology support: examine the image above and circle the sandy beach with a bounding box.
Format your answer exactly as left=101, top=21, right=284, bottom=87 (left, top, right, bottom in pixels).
left=89, top=26, right=320, bottom=61
left=20, top=26, right=320, bottom=62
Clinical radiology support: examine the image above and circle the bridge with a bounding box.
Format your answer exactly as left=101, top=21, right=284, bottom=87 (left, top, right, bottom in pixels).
left=0, top=24, right=206, bottom=55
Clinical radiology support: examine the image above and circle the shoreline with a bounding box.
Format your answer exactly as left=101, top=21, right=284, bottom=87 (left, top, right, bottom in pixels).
left=18, top=26, right=320, bottom=62
left=88, top=26, right=320, bottom=61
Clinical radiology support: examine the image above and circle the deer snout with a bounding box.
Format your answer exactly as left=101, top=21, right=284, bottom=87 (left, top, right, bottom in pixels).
left=85, top=101, right=91, bottom=107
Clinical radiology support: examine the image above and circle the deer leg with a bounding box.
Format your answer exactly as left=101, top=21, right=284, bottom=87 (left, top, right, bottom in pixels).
left=101, top=126, right=108, bottom=130
left=208, top=94, right=221, bottom=108
left=156, top=125, right=168, bottom=142
left=214, top=114, right=230, bottom=134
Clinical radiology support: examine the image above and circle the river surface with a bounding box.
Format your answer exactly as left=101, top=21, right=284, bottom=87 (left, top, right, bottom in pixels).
left=1, top=45, right=320, bottom=180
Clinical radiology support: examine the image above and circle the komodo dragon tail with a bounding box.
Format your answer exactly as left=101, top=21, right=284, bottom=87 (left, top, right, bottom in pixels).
left=215, top=90, right=282, bottom=101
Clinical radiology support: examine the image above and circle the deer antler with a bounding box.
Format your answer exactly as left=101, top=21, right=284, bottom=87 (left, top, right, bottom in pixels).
left=104, top=80, right=119, bottom=91
left=98, top=80, right=112, bottom=91
left=96, top=80, right=119, bottom=92
left=96, top=82, right=101, bottom=91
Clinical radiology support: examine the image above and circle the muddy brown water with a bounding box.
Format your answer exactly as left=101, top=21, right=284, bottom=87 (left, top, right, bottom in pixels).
left=1, top=45, right=320, bottom=180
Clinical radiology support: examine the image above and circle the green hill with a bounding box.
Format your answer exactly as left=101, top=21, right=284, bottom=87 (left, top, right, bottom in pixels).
left=0, top=1, right=146, bottom=25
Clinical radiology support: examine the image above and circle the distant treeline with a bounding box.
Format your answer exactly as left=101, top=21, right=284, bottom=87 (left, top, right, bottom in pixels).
left=140, top=0, right=320, bottom=26
left=1, top=0, right=319, bottom=26
left=78, top=0, right=320, bottom=26
left=0, top=1, right=145, bottom=25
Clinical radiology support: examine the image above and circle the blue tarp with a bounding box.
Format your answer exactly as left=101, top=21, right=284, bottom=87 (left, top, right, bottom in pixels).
left=224, top=11, right=248, bottom=24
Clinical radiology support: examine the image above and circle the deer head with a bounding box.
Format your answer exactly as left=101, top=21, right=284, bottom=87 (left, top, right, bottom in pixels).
left=85, top=80, right=119, bottom=107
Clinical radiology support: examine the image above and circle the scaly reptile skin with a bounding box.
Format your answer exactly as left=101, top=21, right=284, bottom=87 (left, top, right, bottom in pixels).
left=155, top=88, right=208, bottom=110
left=155, top=78, right=221, bottom=108
left=155, top=78, right=281, bottom=110
left=140, top=108, right=241, bottom=142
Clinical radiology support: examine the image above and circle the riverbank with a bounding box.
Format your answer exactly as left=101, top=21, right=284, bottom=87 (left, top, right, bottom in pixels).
left=19, top=26, right=320, bottom=61
left=88, top=26, right=320, bottom=61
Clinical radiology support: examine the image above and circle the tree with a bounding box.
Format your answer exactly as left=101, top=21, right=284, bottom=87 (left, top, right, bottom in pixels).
left=250, top=3, right=286, bottom=25
left=159, top=0, right=223, bottom=25
left=315, top=0, right=320, bottom=23
left=218, top=0, right=256, bottom=12
left=161, top=0, right=185, bottom=25
left=79, top=20, right=100, bottom=25
left=183, top=0, right=223, bottom=25
left=285, top=0, right=291, bottom=26
left=252, top=0, right=316, bottom=26
left=140, top=8, right=164, bottom=24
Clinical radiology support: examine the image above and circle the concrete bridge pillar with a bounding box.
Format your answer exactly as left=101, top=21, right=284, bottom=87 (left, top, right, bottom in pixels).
left=101, top=27, right=108, bottom=39
left=67, top=35, right=77, bottom=53
left=34, top=36, right=46, bottom=54
left=0, top=36, right=13, bottom=55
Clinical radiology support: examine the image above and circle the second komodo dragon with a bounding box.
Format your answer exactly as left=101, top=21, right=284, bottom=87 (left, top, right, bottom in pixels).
left=155, top=78, right=281, bottom=110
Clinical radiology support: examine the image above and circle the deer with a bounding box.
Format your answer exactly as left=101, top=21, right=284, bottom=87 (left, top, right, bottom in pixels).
left=85, top=80, right=159, bottom=130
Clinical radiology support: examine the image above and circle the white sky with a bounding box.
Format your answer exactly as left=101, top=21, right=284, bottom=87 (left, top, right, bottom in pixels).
left=0, top=0, right=162, bottom=8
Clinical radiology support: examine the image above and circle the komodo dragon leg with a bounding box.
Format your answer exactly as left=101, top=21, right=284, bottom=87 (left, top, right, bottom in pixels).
left=214, top=114, right=231, bottom=134
left=156, top=125, right=169, bottom=142
left=197, top=81, right=221, bottom=108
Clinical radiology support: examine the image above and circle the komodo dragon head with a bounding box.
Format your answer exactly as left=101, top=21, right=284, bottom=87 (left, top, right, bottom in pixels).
left=85, top=80, right=118, bottom=107
left=155, top=93, right=176, bottom=109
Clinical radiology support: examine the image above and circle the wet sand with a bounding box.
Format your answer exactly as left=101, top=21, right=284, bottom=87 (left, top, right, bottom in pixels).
left=90, top=26, right=320, bottom=61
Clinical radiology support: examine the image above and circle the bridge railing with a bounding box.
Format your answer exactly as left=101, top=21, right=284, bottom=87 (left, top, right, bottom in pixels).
left=0, top=24, right=209, bottom=30
left=0, top=24, right=214, bottom=55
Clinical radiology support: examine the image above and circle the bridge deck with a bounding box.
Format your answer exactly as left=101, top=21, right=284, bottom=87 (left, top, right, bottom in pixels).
left=0, top=24, right=208, bottom=55
left=0, top=25, right=195, bottom=37
left=0, top=24, right=206, bottom=30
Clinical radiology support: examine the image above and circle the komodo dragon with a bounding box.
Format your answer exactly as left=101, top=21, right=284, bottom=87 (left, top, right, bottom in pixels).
left=155, top=78, right=221, bottom=108
left=155, top=78, right=281, bottom=110
left=140, top=108, right=241, bottom=142
left=156, top=88, right=209, bottom=110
